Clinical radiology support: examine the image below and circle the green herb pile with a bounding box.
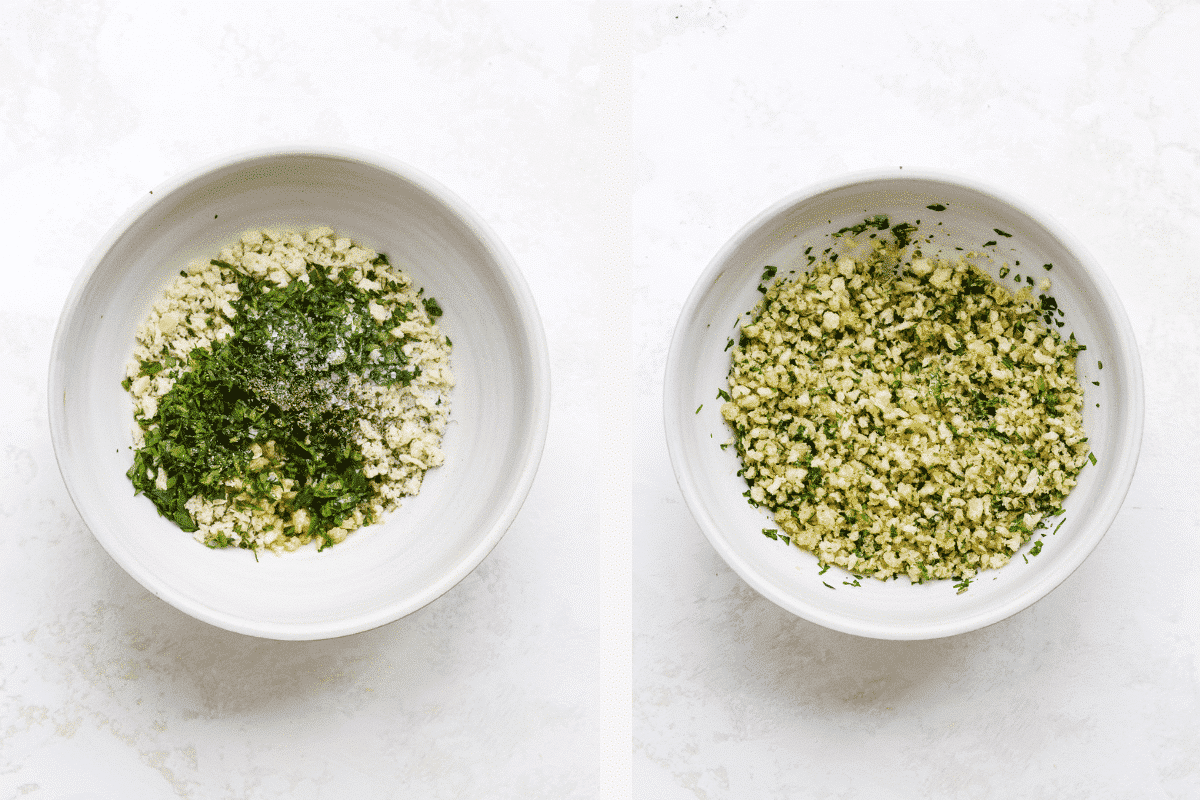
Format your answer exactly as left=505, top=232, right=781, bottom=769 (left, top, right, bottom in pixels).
left=125, top=244, right=448, bottom=553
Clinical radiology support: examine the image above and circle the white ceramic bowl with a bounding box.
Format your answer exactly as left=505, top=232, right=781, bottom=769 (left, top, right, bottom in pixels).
left=49, top=147, right=550, bottom=640
left=664, top=170, right=1143, bottom=640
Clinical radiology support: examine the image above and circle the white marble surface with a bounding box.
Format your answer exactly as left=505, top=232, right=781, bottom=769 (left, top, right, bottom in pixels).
left=634, top=1, right=1199, bottom=798
left=1, top=3, right=628, bottom=798
left=5, top=1, right=1200, bottom=798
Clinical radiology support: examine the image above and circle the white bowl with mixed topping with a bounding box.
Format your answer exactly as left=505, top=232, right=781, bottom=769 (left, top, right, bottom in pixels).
left=664, top=170, right=1143, bottom=640
left=49, top=147, right=550, bottom=640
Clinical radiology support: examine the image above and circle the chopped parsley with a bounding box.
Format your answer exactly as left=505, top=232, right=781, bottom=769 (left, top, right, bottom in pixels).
left=891, top=222, right=919, bottom=248
left=836, top=214, right=890, bottom=237
left=126, top=233, right=451, bottom=552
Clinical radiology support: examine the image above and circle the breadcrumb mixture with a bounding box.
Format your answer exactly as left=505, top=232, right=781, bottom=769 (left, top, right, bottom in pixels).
left=722, top=237, right=1089, bottom=584
left=125, top=227, right=453, bottom=553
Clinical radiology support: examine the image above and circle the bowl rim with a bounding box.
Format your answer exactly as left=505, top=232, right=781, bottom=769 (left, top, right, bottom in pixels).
left=48, top=144, right=552, bottom=639
left=663, top=167, right=1145, bottom=640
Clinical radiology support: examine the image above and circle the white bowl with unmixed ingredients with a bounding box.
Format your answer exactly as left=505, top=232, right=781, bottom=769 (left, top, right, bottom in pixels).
left=49, top=147, right=550, bottom=640
left=664, top=170, right=1143, bottom=640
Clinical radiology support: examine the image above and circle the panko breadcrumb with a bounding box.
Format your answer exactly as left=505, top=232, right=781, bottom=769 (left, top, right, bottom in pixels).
left=722, top=233, right=1089, bottom=585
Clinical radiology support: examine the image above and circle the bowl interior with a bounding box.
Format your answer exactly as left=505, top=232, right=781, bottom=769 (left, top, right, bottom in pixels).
left=665, top=173, right=1142, bottom=639
left=50, top=151, right=549, bottom=639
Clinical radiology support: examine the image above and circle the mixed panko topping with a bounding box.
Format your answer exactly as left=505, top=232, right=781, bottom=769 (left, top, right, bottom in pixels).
left=722, top=225, right=1090, bottom=587
left=124, top=227, right=453, bottom=554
